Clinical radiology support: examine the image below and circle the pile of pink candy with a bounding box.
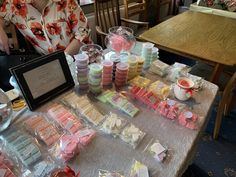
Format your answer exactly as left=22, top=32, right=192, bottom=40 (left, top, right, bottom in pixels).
left=0, top=152, right=17, bottom=177
left=130, top=86, right=160, bottom=110
left=130, top=86, right=199, bottom=130
left=47, top=104, right=96, bottom=162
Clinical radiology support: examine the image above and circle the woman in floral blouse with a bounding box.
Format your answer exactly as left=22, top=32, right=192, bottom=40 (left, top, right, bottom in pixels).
left=0, top=0, right=92, bottom=55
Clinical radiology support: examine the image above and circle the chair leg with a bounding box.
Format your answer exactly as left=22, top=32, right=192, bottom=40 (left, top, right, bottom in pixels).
left=226, top=93, right=236, bottom=115
left=213, top=71, right=236, bottom=139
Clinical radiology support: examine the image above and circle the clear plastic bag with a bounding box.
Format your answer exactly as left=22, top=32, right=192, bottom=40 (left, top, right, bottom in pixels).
left=1, top=128, right=42, bottom=168
left=148, top=80, right=171, bottom=100
left=47, top=103, right=84, bottom=134
left=32, top=160, right=59, bottom=177
left=119, top=123, right=146, bottom=149
left=156, top=99, right=186, bottom=120
left=50, top=134, right=79, bottom=163
left=62, top=92, right=105, bottom=126
left=166, top=62, right=191, bottom=82
left=23, top=114, right=62, bottom=147
left=178, top=110, right=199, bottom=130
left=149, top=59, right=170, bottom=77
left=98, top=169, right=124, bottom=177
left=129, top=160, right=149, bottom=177
left=100, top=112, right=127, bottom=138
left=129, top=76, right=152, bottom=88
left=144, top=139, right=168, bottom=163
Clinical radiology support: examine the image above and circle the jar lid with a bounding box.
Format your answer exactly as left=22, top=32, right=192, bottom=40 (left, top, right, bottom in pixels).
left=74, top=53, right=89, bottom=62
left=102, top=60, right=113, bottom=67
left=89, top=63, right=103, bottom=73
left=116, top=62, right=129, bottom=71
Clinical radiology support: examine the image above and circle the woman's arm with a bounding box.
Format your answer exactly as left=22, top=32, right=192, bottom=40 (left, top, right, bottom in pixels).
left=0, top=16, right=10, bottom=54
left=64, top=38, right=83, bottom=56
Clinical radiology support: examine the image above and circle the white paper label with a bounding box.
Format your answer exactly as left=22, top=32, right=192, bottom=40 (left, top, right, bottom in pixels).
left=151, top=142, right=166, bottom=155
left=22, top=144, right=35, bottom=157
left=65, top=119, right=74, bottom=130
left=0, top=169, right=6, bottom=177
left=78, top=129, right=92, bottom=137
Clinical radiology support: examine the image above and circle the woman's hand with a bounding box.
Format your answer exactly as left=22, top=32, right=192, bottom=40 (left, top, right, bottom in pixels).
left=0, top=26, right=10, bottom=54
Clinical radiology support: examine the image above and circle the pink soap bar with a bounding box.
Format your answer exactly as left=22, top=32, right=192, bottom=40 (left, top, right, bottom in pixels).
left=58, top=135, right=79, bottom=162
left=178, top=110, right=198, bottom=130
left=157, top=100, right=180, bottom=119
left=0, top=153, right=16, bottom=177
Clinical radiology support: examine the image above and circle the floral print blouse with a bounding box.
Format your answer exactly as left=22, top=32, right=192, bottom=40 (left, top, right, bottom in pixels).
left=0, top=0, right=92, bottom=54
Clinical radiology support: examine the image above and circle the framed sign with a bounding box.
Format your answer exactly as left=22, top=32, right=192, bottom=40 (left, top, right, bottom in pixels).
left=10, top=50, right=74, bottom=110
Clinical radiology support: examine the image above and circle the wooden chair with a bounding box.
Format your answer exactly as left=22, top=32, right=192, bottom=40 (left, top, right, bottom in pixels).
left=156, top=0, right=178, bottom=24
left=94, top=0, right=149, bottom=46
left=123, top=0, right=149, bottom=31
left=213, top=71, right=236, bottom=139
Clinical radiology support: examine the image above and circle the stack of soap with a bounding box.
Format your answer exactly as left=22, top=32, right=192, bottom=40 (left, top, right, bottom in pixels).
left=141, top=42, right=154, bottom=69
left=178, top=110, right=198, bottom=130
left=156, top=100, right=185, bottom=119
left=127, top=55, right=138, bottom=80
left=149, top=60, right=169, bottom=77
left=150, top=47, right=159, bottom=62
left=120, top=124, right=145, bottom=148
left=148, top=80, right=171, bottom=100
left=4, top=130, right=41, bottom=167
left=74, top=53, right=89, bottom=90
left=63, top=93, right=105, bottom=126
left=101, top=112, right=126, bottom=137
left=115, top=62, right=129, bottom=87
left=24, top=115, right=61, bottom=147
left=75, top=128, right=96, bottom=146
left=136, top=57, right=144, bottom=75
left=102, top=60, right=113, bottom=86
left=88, top=63, right=103, bottom=94
left=47, top=103, right=83, bottom=134
left=0, top=152, right=17, bottom=177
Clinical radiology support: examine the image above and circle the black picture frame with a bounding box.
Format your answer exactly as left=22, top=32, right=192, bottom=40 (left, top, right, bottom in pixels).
left=10, top=50, right=75, bottom=110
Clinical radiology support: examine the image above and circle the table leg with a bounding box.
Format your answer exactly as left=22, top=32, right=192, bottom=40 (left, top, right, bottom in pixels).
left=213, top=71, right=236, bottom=139
left=210, top=63, right=223, bottom=84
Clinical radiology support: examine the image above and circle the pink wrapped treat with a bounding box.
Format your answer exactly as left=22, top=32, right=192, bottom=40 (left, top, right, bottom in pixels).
left=47, top=104, right=83, bottom=135
left=157, top=100, right=185, bottom=120
left=75, top=128, right=96, bottom=146
left=24, top=115, right=61, bottom=147
left=178, top=110, right=198, bottom=130
left=55, top=135, right=79, bottom=162
left=110, top=34, right=125, bottom=53
left=0, top=152, right=16, bottom=177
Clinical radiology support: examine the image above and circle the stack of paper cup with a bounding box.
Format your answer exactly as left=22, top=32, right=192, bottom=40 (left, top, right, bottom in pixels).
left=151, top=47, right=159, bottom=62
left=110, top=54, right=120, bottom=81
left=128, top=55, right=138, bottom=80
left=74, top=53, right=89, bottom=90
left=102, top=60, right=113, bottom=86
left=141, top=42, right=154, bottom=69
left=136, top=57, right=144, bottom=75
left=88, top=63, right=103, bottom=94
left=115, top=62, right=129, bottom=87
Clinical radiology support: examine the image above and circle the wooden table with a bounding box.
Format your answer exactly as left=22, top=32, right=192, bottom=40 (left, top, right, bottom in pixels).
left=139, top=11, right=236, bottom=139
left=139, top=11, right=236, bottom=82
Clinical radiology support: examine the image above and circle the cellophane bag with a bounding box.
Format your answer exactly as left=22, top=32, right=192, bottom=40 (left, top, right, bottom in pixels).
left=178, top=109, right=199, bottom=130
left=23, top=113, right=62, bottom=148
left=156, top=99, right=186, bottom=120
left=149, top=59, right=170, bottom=77
left=75, top=127, right=96, bottom=146
left=47, top=103, right=84, bottom=134
left=144, top=139, right=168, bottom=163
left=148, top=80, right=171, bottom=100
left=129, top=160, right=149, bottom=177
left=129, top=76, right=152, bottom=88
left=98, top=169, right=124, bottom=177
left=119, top=123, right=146, bottom=149
left=62, top=92, right=105, bottom=126
left=166, top=62, right=191, bottom=82
left=99, top=112, right=127, bottom=138
left=1, top=128, right=42, bottom=168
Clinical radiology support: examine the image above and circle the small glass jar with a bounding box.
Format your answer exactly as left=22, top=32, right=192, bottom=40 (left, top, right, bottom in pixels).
left=80, top=44, right=103, bottom=64
left=0, top=89, right=13, bottom=132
